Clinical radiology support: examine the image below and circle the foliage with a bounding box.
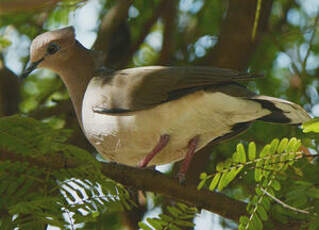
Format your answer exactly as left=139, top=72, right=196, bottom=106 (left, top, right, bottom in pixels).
left=0, top=115, right=132, bottom=229
left=198, top=121, right=319, bottom=230
left=302, top=118, right=319, bottom=133
left=0, top=36, right=11, bottom=51
left=139, top=203, right=198, bottom=230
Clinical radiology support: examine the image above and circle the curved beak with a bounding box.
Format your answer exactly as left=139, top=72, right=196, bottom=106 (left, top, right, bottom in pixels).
left=21, top=57, right=44, bottom=79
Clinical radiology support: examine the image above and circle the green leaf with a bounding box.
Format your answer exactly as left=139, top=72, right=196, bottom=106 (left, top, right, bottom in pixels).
left=0, top=36, right=12, bottom=50
left=260, top=145, right=270, bottom=158
left=217, top=171, right=229, bottom=191
left=251, top=214, right=263, bottom=230
left=168, top=224, right=182, bottom=230
left=257, top=205, right=268, bottom=221
left=287, top=137, right=297, bottom=153
left=175, top=219, right=195, bottom=227
left=200, top=172, right=207, bottom=180
left=176, top=203, right=189, bottom=212
left=269, top=139, right=279, bottom=155
left=216, top=162, right=224, bottom=172
left=261, top=198, right=270, bottom=210
left=248, top=142, right=256, bottom=161
left=197, top=179, right=206, bottom=190
left=146, top=218, right=164, bottom=229
left=271, top=180, right=281, bottom=191
left=236, top=143, right=247, bottom=163
left=302, top=117, right=319, bottom=133
left=167, top=206, right=183, bottom=217
left=293, top=167, right=304, bottom=177
left=219, top=166, right=242, bottom=190
left=239, top=216, right=250, bottom=225
left=138, top=222, right=152, bottom=230
left=198, top=173, right=211, bottom=190
left=159, top=214, right=174, bottom=222
left=209, top=173, right=221, bottom=191
left=255, top=160, right=263, bottom=182
left=277, top=138, right=289, bottom=153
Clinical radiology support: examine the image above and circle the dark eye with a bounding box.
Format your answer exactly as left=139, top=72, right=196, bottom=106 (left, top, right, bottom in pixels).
left=47, top=43, right=59, bottom=55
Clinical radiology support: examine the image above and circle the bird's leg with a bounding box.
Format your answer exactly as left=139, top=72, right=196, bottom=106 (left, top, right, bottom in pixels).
left=138, top=134, right=170, bottom=168
left=177, top=136, right=200, bottom=183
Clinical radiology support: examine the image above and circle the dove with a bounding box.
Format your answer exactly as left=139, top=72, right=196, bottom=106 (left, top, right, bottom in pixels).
left=22, top=27, right=310, bottom=181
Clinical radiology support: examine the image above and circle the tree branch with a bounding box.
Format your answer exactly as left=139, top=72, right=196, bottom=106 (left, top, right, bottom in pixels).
left=157, top=0, right=178, bottom=65
left=93, top=0, right=132, bottom=68
left=0, top=148, right=247, bottom=222
left=0, top=60, right=20, bottom=117
left=29, top=99, right=73, bottom=120
left=198, top=0, right=274, bottom=69
left=0, top=0, right=87, bottom=14
left=123, top=0, right=170, bottom=65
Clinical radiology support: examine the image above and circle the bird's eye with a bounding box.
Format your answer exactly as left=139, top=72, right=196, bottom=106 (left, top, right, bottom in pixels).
left=47, top=43, right=60, bottom=55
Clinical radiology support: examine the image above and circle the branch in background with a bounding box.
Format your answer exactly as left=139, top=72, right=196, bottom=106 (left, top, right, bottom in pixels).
left=157, top=0, right=178, bottom=65
left=198, top=0, right=274, bottom=69
left=30, top=99, right=73, bottom=120
left=0, top=60, right=20, bottom=117
left=0, top=0, right=87, bottom=14
left=0, top=148, right=247, bottom=222
left=93, top=0, right=132, bottom=68
left=0, top=147, right=304, bottom=229
left=123, top=0, right=171, bottom=66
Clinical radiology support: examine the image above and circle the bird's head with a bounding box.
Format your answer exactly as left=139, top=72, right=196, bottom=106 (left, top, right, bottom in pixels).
left=22, top=26, right=76, bottom=78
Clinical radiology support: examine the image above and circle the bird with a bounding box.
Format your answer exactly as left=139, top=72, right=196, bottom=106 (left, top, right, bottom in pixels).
left=22, top=26, right=310, bottom=182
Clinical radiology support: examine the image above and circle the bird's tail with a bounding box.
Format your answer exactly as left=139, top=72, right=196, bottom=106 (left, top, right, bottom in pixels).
left=251, top=96, right=311, bottom=125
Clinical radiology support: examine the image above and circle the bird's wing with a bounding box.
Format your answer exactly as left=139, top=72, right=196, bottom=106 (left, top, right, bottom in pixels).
left=90, top=66, right=260, bottom=114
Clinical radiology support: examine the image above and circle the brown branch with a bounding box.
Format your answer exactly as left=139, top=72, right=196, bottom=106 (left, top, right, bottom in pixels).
left=123, top=0, right=170, bottom=65
left=93, top=0, right=132, bottom=68
left=0, top=148, right=247, bottom=222
left=157, top=0, right=178, bottom=65
left=0, top=60, right=20, bottom=117
left=198, top=0, right=274, bottom=69
left=0, top=0, right=87, bottom=14
left=102, top=163, right=247, bottom=222
left=0, top=147, right=304, bottom=229
left=29, top=99, right=73, bottom=120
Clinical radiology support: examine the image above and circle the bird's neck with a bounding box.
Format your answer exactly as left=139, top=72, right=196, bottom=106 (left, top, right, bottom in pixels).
left=56, top=43, right=102, bottom=127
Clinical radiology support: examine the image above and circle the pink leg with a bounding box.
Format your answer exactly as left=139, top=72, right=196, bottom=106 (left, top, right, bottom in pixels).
left=178, top=136, right=199, bottom=183
left=138, top=134, right=170, bottom=168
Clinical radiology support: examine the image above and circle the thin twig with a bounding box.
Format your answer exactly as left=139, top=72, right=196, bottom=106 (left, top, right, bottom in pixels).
left=260, top=188, right=310, bottom=214
left=251, top=0, right=262, bottom=41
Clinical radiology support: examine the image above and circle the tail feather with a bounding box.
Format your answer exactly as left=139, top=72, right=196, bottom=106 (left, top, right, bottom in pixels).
left=251, top=96, right=311, bottom=125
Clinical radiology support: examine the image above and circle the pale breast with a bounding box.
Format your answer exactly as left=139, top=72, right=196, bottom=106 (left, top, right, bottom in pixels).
left=82, top=89, right=270, bottom=166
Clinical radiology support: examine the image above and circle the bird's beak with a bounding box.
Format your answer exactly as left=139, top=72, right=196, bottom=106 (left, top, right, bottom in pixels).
left=21, top=57, right=45, bottom=79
